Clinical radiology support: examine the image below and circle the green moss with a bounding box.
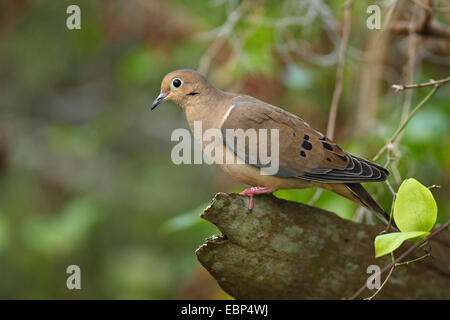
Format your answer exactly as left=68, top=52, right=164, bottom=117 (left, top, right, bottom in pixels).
left=260, top=217, right=272, bottom=229
left=344, top=261, right=359, bottom=274
left=270, top=234, right=300, bottom=254
left=357, top=230, right=368, bottom=241
left=285, top=225, right=304, bottom=238
left=214, top=199, right=225, bottom=209
left=331, top=233, right=340, bottom=243
left=212, top=262, right=224, bottom=271
left=307, top=235, right=324, bottom=248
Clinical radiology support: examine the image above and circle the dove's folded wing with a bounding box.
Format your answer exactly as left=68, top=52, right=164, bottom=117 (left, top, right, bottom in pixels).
left=220, top=100, right=389, bottom=183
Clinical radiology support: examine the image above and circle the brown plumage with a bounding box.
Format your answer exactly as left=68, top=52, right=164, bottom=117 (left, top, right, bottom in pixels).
left=152, top=69, right=394, bottom=227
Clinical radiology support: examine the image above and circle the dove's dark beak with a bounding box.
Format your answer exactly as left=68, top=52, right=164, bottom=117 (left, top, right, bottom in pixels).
left=151, top=92, right=169, bottom=110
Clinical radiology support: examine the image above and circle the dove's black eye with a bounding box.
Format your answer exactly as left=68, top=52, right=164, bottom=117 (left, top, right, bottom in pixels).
left=172, top=78, right=182, bottom=88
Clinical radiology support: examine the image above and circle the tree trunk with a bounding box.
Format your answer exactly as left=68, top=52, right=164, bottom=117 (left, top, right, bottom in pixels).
left=196, top=193, right=450, bottom=299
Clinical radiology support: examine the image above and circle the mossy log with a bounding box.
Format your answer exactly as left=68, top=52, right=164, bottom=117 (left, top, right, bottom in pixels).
left=196, top=193, right=450, bottom=299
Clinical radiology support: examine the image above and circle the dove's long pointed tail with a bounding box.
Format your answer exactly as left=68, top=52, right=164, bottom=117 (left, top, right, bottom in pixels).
left=345, top=183, right=398, bottom=231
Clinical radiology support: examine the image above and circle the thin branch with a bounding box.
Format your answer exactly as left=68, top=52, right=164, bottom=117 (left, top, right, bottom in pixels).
left=392, top=77, right=450, bottom=92
left=395, top=252, right=431, bottom=266
left=384, top=180, right=396, bottom=232
left=326, top=0, right=354, bottom=140
left=408, top=0, right=432, bottom=11
left=365, top=250, right=430, bottom=299
left=390, top=0, right=450, bottom=39
left=416, top=0, right=433, bottom=31
left=400, top=13, right=418, bottom=125
left=348, top=220, right=450, bottom=300
left=389, top=20, right=450, bottom=39
left=308, top=188, right=323, bottom=206
left=364, top=265, right=395, bottom=300
left=310, top=0, right=354, bottom=206
left=372, top=86, right=440, bottom=161
left=388, top=13, right=419, bottom=183
left=197, top=1, right=248, bottom=75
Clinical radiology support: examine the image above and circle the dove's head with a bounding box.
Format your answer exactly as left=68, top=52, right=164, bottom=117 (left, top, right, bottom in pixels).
left=151, top=69, right=211, bottom=110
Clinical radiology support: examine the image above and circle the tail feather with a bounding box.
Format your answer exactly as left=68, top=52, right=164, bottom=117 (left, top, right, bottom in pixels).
left=345, top=183, right=398, bottom=231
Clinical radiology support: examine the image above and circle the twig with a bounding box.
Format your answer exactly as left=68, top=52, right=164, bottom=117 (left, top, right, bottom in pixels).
left=364, top=264, right=395, bottom=300
left=388, top=16, right=418, bottom=183
left=365, top=247, right=430, bottom=299
left=365, top=250, right=430, bottom=299
left=326, top=0, right=354, bottom=140
left=416, top=0, right=433, bottom=31
left=384, top=180, right=396, bottom=232
left=348, top=220, right=450, bottom=300
left=389, top=20, right=450, bottom=39
left=197, top=1, right=248, bottom=75
left=372, top=86, right=440, bottom=161
left=395, top=252, right=431, bottom=266
left=408, top=0, right=432, bottom=12
left=354, top=206, right=367, bottom=223
left=310, top=0, right=354, bottom=205
left=390, top=0, right=450, bottom=39
left=392, top=77, right=450, bottom=92
left=308, top=188, right=323, bottom=206
left=400, top=13, right=418, bottom=127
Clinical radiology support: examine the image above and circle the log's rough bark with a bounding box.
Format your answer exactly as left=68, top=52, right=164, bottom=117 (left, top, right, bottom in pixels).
left=196, top=193, right=450, bottom=300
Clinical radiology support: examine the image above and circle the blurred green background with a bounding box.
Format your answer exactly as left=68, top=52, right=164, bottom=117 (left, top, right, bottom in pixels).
left=0, top=0, right=448, bottom=299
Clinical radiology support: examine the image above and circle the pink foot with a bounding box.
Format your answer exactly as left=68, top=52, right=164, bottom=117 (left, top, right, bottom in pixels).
left=239, top=186, right=273, bottom=210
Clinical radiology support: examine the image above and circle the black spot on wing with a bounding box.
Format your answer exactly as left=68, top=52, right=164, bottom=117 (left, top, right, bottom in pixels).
left=337, top=154, right=348, bottom=162
left=322, top=142, right=333, bottom=151
left=302, top=140, right=312, bottom=150
left=303, top=134, right=309, bottom=140
left=300, top=150, right=306, bottom=157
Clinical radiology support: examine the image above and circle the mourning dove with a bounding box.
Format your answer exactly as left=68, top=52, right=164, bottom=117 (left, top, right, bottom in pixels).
left=152, top=69, right=393, bottom=227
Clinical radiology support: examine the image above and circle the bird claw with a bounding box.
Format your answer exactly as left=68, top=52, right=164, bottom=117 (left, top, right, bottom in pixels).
left=239, top=187, right=273, bottom=210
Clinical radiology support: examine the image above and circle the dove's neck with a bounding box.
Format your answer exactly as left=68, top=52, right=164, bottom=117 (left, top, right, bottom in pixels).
left=183, top=86, right=234, bottom=132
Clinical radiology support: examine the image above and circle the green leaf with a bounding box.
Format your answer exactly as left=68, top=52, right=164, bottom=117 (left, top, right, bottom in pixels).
left=159, top=203, right=209, bottom=233
left=375, top=231, right=429, bottom=258
left=393, top=178, right=437, bottom=232
left=21, top=197, right=104, bottom=256
left=0, top=211, right=10, bottom=252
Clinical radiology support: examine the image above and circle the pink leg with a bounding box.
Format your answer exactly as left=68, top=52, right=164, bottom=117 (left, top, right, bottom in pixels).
left=239, top=186, right=273, bottom=210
